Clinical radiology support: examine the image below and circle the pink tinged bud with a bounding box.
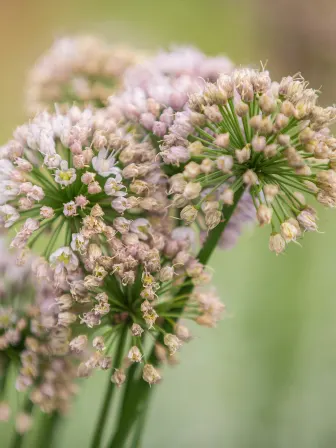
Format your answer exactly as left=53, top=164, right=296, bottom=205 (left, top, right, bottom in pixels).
left=160, top=108, right=174, bottom=126
left=0, top=402, right=10, bottom=422
left=214, top=133, right=230, bottom=148
left=169, top=91, right=188, bottom=110
left=18, top=197, right=33, bottom=211
left=220, top=188, right=234, bottom=205
left=256, top=204, right=273, bottom=226
left=131, top=323, right=144, bottom=337
left=269, top=233, right=286, bottom=254
left=243, top=170, right=258, bottom=185
left=69, top=335, right=88, bottom=354
left=88, top=181, right=102, bottom=194
left=81, top=172, right=96, bottom=185
left=297, top=209, right=318, bottom=232
left=216, top=155, right=233, bottom=173
left=40, top=206, right=54, bottom=219
left=142, top=364, right=161, bottom=385
left=15, top=413, right=32, bottom=434
left=111, top=369, right=126, bottom=387
left=15, top=158, right=32, bottom=172
left=152, top=121, right=167, bottom=138
left=235, top=146, right=251, bottom=164
left=73, top=154, right=85, bottom=169
left=252, top=135, right=266, bottom=153
left=63, top=201, right=77, bottom=217
left=27, top=185, right=45, bottom=201
left=70, top=141, right=82, bottom=154
left=140, top=113, right=155, bottom=130
left=82, top=148, right=94, bottom=164
left=161, top=146, right=190, bottom=165
left=75, top=195, right=89, bottom=209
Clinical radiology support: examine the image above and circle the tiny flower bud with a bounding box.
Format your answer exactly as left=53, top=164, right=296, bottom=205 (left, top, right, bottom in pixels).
left=214, top=133, right=230, bottom=148
left=235, top=146, right=251, bottom=164
left=216, top=155, right=233, bottom=173
left=243, top=170, right=258, bottom=185
left=131, top=323, right=144, bottom=337
left=256, top=204, right=273, bottom=226
left=142, top=364, right=161, bottom=385
left=220, top=188, right=234, bottom=205
left=297, top=209, right=318, bottom=232
left=111, top=369, right=126, bottom=387
left=70, top=335, right=88, bottom=354
left=269, top=233, right=286, bottom=254
left=180, top=205, right=198, bottom=224
left=128, top=346, right=142, bottom=363
left=93, top=336, right=106, bottom=351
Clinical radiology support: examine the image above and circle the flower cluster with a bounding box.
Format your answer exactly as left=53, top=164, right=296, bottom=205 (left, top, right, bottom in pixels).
left=56, top=212, right=224, bottom=385
left=0, top=107, right=167, bottom=260
left=0, top=240, right=79, bottom=424
left=105, top=46, right=233, bottom=134
left=26, top=36, right=142, bottom=114
left=158, top=68, right=336, bottom=252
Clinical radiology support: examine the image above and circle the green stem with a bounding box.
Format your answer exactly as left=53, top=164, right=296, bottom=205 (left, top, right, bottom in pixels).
left=90, top=324, right=128, bottom=448
left=10, top=398, right=34, bottom=448
left=37, top=412, right=60, bottom=448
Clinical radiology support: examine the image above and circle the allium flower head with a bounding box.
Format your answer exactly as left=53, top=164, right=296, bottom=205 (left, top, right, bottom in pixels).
left=105, top=47, right=234, bottom=136
left=160, top=68, right=336, bottom=251
left=0, top=107, right=167, bottom=260
left=0, top=240, right=78, bottom=415
left=59, top=217, right=225, bottom=384
left=26, top=36, right=143, bottom=113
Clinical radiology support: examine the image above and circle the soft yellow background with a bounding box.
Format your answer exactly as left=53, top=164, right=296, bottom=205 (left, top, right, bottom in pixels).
left=1, top=1, right=336, bottom=447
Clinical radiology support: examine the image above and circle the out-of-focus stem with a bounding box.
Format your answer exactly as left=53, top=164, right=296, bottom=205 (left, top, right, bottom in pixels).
left=10, top=398, right=34, bottom=448
left=89, top=324, right=128, bottom=448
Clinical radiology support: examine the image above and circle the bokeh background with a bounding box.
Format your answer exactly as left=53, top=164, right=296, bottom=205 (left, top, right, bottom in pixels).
left=1, top=0, right=336, bottom=447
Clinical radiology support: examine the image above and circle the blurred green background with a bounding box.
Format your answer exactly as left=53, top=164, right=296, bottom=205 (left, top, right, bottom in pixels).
left=1, top=0, right=336, bottom=447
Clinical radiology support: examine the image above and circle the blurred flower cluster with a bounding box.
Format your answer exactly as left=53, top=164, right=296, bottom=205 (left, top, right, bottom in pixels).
left=1, top=34, right=336, bottom=443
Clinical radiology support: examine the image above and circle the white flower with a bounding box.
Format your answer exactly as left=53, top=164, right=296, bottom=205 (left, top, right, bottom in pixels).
left=50, top=247, right=79, bottom=272
left=130, top=218, right=151, bottom=240
left=63, top=201, right=77, bottom=217
left=92, top=149, right=119, bottom=177
left=0, top=180, right=20, bottom=203
left=44, top=153, right=62, bottom=169
left=27, top=185, right=45, bottom=201
left=0, top=205, right=20, bottom=227
left=55, top=160, right=76, bottom=186
left=0, top=159, right=15, bottom=176
left=71, top=233, right=88, bottom=253
left=104, top=173, right=126, bottom=196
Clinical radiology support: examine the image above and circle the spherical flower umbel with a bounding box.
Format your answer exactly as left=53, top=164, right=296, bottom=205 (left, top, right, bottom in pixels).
left=159, top=68, right=336, bottom=251
left=0, top=107, right=168, bottom=261
left=26, top=35, right=143, bottom=114
left=0, top=240, right=79, bottom=417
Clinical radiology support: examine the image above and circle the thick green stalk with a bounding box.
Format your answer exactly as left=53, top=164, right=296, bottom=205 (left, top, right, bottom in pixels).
left=10, top=398, right=34, bottom=448
left=106, top=187, right=245, bottom=448
left=90, top=324, right=128, bottom=448
left=37, top=412, right=60, bottom=448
